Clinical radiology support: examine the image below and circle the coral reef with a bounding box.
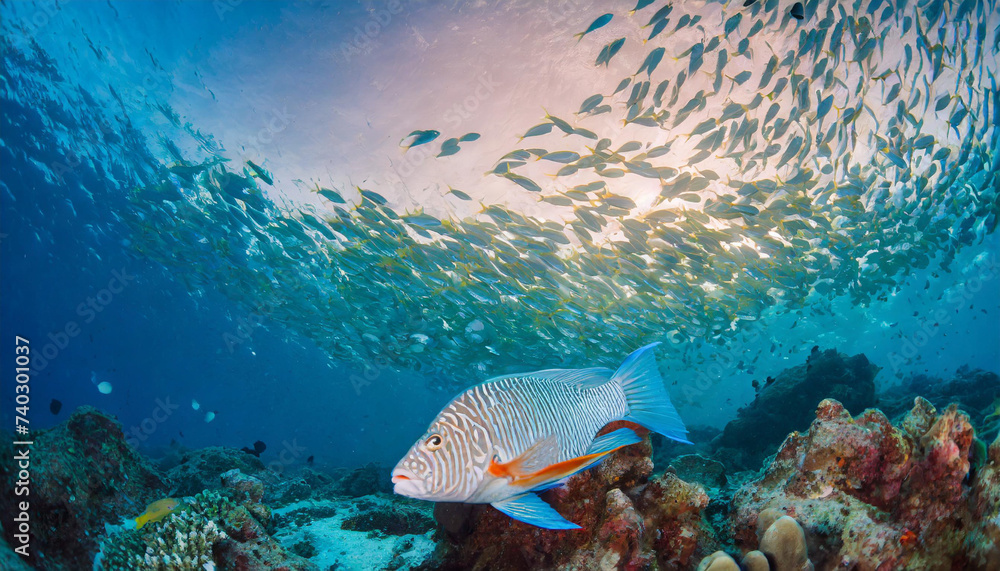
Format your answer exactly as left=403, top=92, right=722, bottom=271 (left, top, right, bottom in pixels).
left=97, top=482, right=314, bottom=571
left=4, top=357, right=997, bottom=571
left=730, top=397, right=998, bottom=569
left=341, top=499, right=436, bottom=536
left=432, top=422, right=720, bottom=570
left=166, top=447, right=268, bottom=496
left=262, top=463, right=393, bottom=507
left=669, top=454, right=728, bottom=490
left=330, top=462, right=395, bottom=497
left=881, top=365, right=1000, bottom=440
left=756, top=515, right=813, bottom=570
left=967, top=434, right=1000, bottom=568
left=97, top=509, right=226, bottom=570
left=698, top=515, right=814, bottom=571
left=713, top=349, right=878, bottom=470
left=0, top=406, right=170, bottom=570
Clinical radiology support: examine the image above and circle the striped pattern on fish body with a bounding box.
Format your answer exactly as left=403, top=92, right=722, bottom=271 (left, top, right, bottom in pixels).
left=392, top=343, right=689, bottom=528
left=395, top=369, right=628, bottom=504
left=457, top=371, right=627, bottom=501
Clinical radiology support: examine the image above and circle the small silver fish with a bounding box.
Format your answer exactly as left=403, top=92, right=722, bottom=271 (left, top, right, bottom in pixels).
left=392, top=343, right=688, bottom=529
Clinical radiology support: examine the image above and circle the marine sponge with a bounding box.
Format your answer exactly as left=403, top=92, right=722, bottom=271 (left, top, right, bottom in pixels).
left=97, top=508, right=227, bottom=570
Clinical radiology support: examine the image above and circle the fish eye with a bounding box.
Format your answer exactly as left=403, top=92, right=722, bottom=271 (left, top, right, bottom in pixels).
left=425, top=434, right=443, bottom=450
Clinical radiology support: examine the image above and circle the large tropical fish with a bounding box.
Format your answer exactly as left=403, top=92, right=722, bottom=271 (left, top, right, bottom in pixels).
left=391, top=343, right=688, bottom=529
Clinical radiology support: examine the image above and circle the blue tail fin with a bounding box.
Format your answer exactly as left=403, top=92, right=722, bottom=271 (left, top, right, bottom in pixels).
left=613, top=342, right=690, bottom=444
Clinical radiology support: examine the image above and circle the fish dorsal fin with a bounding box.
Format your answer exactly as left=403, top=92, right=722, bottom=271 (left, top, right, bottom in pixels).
left=491, top=493, right=581, bottom=530
left=488, top=434, right=561, bottom=480
left=492, top=367, right=613, bottom=389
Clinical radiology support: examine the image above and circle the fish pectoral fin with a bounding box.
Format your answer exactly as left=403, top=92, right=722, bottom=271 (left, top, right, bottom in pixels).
left=530, top=476, right=571, bottom=493
left=512, top=428, right=642, bottom=490
left=491, top=493, right=580, bottom=530
left=512, top=447, right=632, bottom=491
left=488, top=434, right=560, bottom=480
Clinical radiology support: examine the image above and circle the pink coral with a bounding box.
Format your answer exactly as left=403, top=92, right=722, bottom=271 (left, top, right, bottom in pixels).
left=731, top=398, right=988, bottom=569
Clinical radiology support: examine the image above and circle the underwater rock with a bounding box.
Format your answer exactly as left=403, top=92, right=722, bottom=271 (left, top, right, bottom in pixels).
left=0, top=406, right=170, bottom=570
left=330, top=462, right=394, bottom=497
left=637, top=471, right=717, bottom=569
left=652, top=424, right=720, bottom=467
left=222, top=469, right=266, bottom=503
left=269, top=476, right=314, bottom=506
left=669, top=454, right=728, bottom=489
left=880, top=365, right=1000, bottom=439
left=270, top=495, right=437, bottom=569
left=264, top=467, right=344, bottom=507
left=340, top=498, right=436, bottom=536
left=221, top=469, right=273, bottom=528
left=435, top=425, right=718, bottom=570
left=213, top=490, right=317, bottom=570
left=713, top=349, right=878, bottom=470
left=730, top=397, right=990, bottom=569
left=166, top=446, right=268, bottom=496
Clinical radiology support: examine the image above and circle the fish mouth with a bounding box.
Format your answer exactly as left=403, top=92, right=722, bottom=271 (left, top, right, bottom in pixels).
left=391, top=468, right=424, bottom=498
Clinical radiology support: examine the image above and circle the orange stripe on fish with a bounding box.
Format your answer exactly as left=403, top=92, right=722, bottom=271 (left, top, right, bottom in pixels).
left=488, top=443, right=631, bottom=489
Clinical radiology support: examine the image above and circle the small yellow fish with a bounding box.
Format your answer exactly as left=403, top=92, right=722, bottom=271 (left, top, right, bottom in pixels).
left=134, top=498, right=180, bottom=529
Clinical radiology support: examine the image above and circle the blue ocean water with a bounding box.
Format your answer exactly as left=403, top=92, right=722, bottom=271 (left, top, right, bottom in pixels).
left=2, top=0, right=998, bottom=465
left=1, top=0, right=999, bottom=567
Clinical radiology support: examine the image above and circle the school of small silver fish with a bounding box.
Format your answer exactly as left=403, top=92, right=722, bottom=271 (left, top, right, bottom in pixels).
left=127, top=0, right=999, bottom=389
